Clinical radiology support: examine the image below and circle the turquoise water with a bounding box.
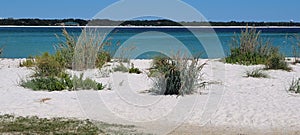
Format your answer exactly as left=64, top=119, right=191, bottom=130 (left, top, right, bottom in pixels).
left=0, top=27, right=299, bottom=58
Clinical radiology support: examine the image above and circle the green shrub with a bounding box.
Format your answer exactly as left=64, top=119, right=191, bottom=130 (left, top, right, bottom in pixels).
left=113, top=63, right=129, bottom=73
left=21, top=77, right=67, bottom=91
left=19, top=58, right=35, bottom=67
left=245, top=69, right=269, bottom=78
left=128, top=63, right=142, bottom=74
left=288, top=78, right=300, bottom=94
left=21, top=73, right=104, bottom=91
left=265, top=52, right=291, bottom=71
left=34, top=52, right=64, bottom=77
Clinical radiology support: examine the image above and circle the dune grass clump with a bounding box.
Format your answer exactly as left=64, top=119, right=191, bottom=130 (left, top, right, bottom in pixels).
left=288, top=78, right=300, bottom=94
left=151, top=56, right=206, bottom=96
left=245, top=68, right=269, bottom=78
left=56, top=29, right=111, bottom=70
left=225, top=27, right=291, bottom=71
left=21, top=29, right=109, bottom=91
left=225, top=27, right=272, bottom=65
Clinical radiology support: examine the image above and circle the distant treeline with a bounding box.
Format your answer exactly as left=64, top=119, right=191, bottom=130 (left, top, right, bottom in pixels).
left=0, top=18, right=299, bottom=26
left=0, top=18, right=88, bottom=26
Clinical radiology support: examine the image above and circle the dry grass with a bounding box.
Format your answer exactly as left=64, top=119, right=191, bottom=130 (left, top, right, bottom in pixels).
left=73, top=28, right=107, bottom=70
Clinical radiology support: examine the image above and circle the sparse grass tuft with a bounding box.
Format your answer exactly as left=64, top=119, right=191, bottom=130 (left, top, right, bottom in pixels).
left=19, top=58, right=35, bottom=67
left=129, top=63, right=142, bottom=74
left=113, top=63, right=129, bottom=73
left=245, top=68, right=269, bottom=78
left=72, top=73, right=105, bottom=90
left=288, top=78, right=300, bottom=94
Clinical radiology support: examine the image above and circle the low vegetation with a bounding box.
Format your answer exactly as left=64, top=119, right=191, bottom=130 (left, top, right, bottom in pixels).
left=226, top=27, right=291, bottom=71
left=0, top=114, right=146, bottom=135
left=288, top=78, right=300, bottom=94
left=21, top=73, right=104, bottom=91
left=0, top=114, right=99, bottom=134
left=150, top=56, right=206, bottom=96
left=72, top=73, right=105, bottom=90
left=245, top=68, right=269, bottom=78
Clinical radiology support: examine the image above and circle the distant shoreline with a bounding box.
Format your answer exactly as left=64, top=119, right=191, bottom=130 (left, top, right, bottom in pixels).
left=1, top=25, right=300, bottom=28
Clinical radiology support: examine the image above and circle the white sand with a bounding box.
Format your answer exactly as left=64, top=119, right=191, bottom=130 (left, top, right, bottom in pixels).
left=0, top=58, right=299, bottom=134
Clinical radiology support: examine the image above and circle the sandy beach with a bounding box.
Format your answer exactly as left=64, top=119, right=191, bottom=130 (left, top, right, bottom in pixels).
left=0, top=58, right=299, bottom=134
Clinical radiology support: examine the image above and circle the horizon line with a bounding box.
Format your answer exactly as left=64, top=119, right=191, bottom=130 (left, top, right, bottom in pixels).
left=1, top=26, right=300, bottom=28
left=0, top=18, right=299, bottom=23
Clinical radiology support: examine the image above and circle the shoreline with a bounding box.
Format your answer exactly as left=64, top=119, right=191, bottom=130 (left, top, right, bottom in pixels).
left=1, top=25, right=300, bottom=28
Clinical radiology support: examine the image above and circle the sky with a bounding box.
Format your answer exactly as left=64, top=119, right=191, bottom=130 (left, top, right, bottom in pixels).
left=0, top=0, right=299, bottom=22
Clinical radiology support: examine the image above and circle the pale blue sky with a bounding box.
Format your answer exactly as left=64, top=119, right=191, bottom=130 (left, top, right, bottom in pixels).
left=0, top=0, right=299, bottom=22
